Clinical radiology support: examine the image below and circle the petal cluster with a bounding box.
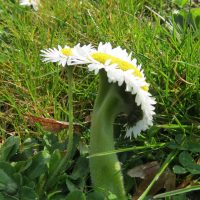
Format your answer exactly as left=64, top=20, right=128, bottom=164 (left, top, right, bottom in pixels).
left=41, top=44, right=94, bottom=67
left=40, top=42, right=156, bottom=138
left=41, top=45, right=72, bottom=67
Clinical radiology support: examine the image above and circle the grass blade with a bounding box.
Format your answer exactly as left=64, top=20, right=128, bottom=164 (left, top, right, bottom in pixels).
left=154, top=185, right=200, bottom=199
left=138, top=150, right=179, bottom=200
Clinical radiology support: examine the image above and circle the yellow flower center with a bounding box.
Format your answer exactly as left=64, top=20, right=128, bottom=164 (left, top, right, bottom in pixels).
left=61, top=48, right=73, bottom=56
left=91, top=52, right=148, bottom=91
left=141, top=85, right=148, bottom=91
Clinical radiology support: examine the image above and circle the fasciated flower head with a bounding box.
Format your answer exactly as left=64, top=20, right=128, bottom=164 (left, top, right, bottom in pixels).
left=41, top=42, right=156, bottom=138
left=68, top=42, right=156, bottom=138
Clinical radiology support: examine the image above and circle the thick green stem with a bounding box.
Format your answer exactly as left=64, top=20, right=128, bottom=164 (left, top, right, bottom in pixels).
left=89, top=72, right=127, bottom=200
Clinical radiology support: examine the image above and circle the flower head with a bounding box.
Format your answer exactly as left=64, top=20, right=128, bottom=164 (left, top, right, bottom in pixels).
left=40, top=44, right=94, bottom=67
left=19, top=0, right=40, bottom=11
left=68, top=42, right=156, bottom=138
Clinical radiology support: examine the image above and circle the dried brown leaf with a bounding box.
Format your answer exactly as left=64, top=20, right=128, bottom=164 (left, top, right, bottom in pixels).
left=25, top=114, right=81, bottom=133
left=128, top=161, right=176, bottom=200
left=127, top=161, right=159, bottom=179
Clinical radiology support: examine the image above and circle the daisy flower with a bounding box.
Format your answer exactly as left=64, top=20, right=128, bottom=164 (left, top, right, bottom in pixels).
left=68, top=42, right=156, bottom=138
left=19, top=0, right=40, bottom=11
left=40, top=44, right=94, bottom=67
left=40, top=42, right=156, bottom=198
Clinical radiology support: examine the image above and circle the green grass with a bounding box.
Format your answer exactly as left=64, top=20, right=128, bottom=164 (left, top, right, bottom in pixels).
left=0, top=0, right=200, bottom=199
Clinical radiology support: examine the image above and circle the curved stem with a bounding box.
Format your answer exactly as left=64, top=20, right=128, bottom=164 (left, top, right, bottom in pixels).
left=89, top=72, right=127, bottom=200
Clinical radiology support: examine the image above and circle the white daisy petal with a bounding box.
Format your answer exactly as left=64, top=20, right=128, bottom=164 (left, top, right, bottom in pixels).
left=40, top=44, right=94, bottom=67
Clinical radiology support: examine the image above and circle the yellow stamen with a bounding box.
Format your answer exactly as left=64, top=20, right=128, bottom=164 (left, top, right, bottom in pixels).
left=141, top=86, right=148, bottom=91
left=61, top=48, right=73, bottom=56
left=92, top=52, right=148, bottom=91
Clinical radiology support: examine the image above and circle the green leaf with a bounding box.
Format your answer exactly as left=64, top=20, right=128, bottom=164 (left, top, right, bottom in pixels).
left=0, top=169, right=17, bottom=195
left=0, top=161, right=15, bottom=175
left=48, top=194, right=66, bottom=200
left=48, top=149, right=62, bottom=176
left=13, top=173, right=23, bottom=186
left=25, top=150, right=50, bottom=179
left=43, top=133, right=64, bottom=153
left=0, top=193, right=18, bottom=200
left=172, top=0, right=188, bottom=7
left=0, top=194, right=6, bottom=200
left=168, top=141, right=180, bottom=150
left=181, top=140, right=200, bottom=153
left=173, top=165, right=187, bottom=174
left=188, top=142, right=200, bottom=152
left=172, top=194, right=187, bottom=200
left=169, top=138, right=200, bottom=152
left=87, top=191, right=105, bottom=200
left=0, top=136, right=20, bottom=161
left=65, top=179, right=79, bottom=192
left=186, top=164, right=200, bottom=174
left=13, top=159, right=32, bottom=173
left=178, top=151, right=200, bottom=174
left=65, top=157, right=89, bottom=192
left=179, top=151, right=194, bottom=167
left=47, top=191, right=66, bottom=200
left=20, top=186, right=38, bottom=200
left=175, top=134, right=185, bottom=145
left=173, top=7, right=200, bottom=30
left=70, top=157, right=89, bottom=180
left=22, top=138, right=40, bottom=158
left=190, top=8, right=200, bottom=20
left=66, top=190, right=86, bottom=200
left=23, top=177, right=35, bottom=188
